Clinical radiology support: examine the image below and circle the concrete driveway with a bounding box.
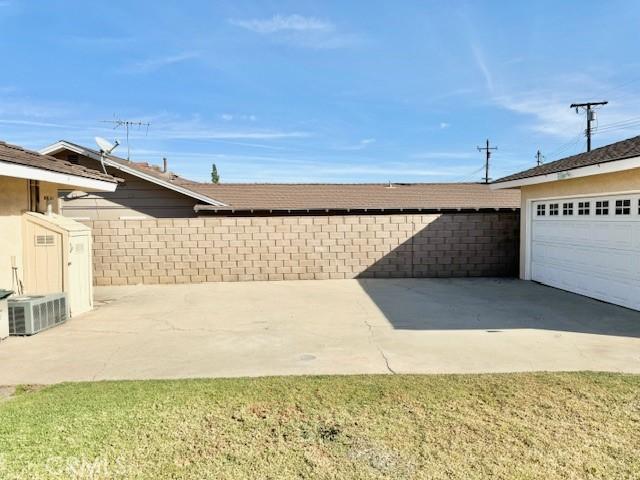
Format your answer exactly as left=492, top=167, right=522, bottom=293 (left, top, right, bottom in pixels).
left=1, top=278, right=639, bottom=384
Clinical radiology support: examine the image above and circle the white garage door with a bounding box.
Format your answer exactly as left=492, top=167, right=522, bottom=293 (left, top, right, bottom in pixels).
left=531, top=193, right=640, bottom=311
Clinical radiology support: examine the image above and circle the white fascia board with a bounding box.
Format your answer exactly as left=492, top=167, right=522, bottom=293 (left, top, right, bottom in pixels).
left=0, top=160, right=117, bottom=192
left=40, top=141, right=227, bottom=207
left=490, top=156, right=640, bottom=190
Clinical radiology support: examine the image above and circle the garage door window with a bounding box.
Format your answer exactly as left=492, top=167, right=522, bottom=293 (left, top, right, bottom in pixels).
left=615, top=199, right=631, bottom=215
left=549, top=203, right=559, bottom=216
left=596, top=200, right=609, bottom=215
left=562, top=202, right=574, bottom=215
left=578, top=201, right=590, bottom=215
left=537, top=204, right=546, bottom=216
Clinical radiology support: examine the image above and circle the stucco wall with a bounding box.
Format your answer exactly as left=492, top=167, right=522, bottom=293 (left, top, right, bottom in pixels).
left=0, top=177, right=28, bottom=291
left=0, top=177, right=60, bottom=291
left=83, top=212, right=520, bottom=286
left=518, top=168, right=640, bottom=278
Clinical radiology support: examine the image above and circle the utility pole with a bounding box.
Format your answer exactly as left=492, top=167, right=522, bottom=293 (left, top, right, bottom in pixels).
left=477, top=139, right=497, bottom=184
left=100, top=118, right=151, bottom=161
left=536, top=149, right=544, bottom=166
left=569, top=101, right=608, bottom=152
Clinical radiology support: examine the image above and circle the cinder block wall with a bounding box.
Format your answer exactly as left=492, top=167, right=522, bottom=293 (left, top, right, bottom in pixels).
left=84, top=212, right=519, bottom=286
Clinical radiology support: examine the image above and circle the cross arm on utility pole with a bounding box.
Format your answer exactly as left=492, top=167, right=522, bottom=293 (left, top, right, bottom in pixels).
left=570, top=101, right=608, bottom=109
left=477, top=139, right=497, bottom=184
left=569, top=101, right=608, bottom=152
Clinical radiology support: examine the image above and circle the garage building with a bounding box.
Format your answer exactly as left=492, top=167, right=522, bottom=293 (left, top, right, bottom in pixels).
left=492, top=135, right=640, bottom=311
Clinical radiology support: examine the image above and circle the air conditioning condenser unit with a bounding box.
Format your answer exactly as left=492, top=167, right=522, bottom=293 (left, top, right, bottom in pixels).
left=8, top=293, right=68, bottom=335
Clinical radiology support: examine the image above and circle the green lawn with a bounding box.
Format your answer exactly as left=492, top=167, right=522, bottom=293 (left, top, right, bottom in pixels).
left=0, top=373, right=638, bottom=479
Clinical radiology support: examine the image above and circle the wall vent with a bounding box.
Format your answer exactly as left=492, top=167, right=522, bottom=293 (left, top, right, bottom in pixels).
left=35, top=235, right=55, bottom=246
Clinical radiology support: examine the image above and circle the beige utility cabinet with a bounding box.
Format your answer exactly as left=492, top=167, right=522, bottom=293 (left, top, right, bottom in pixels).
left=22, top=212, right=94, bottom=316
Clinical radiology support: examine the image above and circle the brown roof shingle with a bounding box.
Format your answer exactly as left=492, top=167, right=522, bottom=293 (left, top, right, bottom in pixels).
left=494, top=135, right=640, bottom=184
left=0, top=141, right=118, bottom=184
left=54, top=140, right=213, bottom=199
left=46, top=140, right=520, bottom=211
left=188, top=183, right=520, bottom=212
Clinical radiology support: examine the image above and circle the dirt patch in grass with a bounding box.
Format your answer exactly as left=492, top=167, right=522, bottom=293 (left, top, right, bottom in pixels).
left=0, top=385, right=15, bottom=402
left=0, top=373, right=638, bottom=479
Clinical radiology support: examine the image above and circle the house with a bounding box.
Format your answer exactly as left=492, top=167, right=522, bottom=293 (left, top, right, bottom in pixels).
left=0, top=141, right=118, bottom=336
left=39, top=140, right=521, bottom=286
left=40, top=140, right=225, bottom=220
left=492, top=134, right=640, bottom=311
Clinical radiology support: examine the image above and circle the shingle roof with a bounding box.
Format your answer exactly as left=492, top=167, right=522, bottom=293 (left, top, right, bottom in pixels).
left=50, top=140, right=220, bottom=203
left=0, top=140, right=118, bottom=183
left=188, top=183, right=520, bottom=212
left=42, top=140, right=520, bottom=212
left=494, top=135, right=640, bottom=184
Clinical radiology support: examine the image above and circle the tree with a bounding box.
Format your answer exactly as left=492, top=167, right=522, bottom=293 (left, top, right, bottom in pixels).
left=211, top=163, right=220, bottom=183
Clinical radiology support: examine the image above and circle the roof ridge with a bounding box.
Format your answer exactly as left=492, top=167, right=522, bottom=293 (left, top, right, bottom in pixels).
left=494, top=134, right=640, bottom=184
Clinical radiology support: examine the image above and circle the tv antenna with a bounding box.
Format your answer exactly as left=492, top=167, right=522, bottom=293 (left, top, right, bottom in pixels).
left=100, top=117, right=150, bottom=161
left=94, top=137, right=120, bottom=174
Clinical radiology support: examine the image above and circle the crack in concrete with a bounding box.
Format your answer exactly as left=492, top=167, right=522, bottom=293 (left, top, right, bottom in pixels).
left=354, top=297, right=397, bottom=375
left=92, top=344, right=124, bottom=381
left=361, top=317, right=396, bottom=375
left=157, top=318, right=245, bottom=335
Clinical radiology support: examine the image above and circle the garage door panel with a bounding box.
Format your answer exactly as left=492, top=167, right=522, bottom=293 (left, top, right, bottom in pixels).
left=532, top=242, right=636, bottom=279
left=531, top=194, right=640, bottom=311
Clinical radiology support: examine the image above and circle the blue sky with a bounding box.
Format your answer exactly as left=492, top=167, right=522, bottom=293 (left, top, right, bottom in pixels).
left=2, top=1, right=640, bottom=183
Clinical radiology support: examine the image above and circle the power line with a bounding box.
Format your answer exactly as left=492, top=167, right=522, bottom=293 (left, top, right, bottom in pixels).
left=545, top=132, right=585, bottom=158
left=477, top=139, right=497, bottom=184
left=592, top=122, right=640, bottom=136
left=454, top=165, right=486, bottom=183
left=593, top=118, right=640, bottom=133
left=594, top=115, right=640, bottom=128
left=570, top=101, right=608, bottom=152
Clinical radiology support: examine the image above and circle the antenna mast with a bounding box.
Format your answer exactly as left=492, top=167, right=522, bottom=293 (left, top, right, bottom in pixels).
left=100, top=118, right=151, bottom=161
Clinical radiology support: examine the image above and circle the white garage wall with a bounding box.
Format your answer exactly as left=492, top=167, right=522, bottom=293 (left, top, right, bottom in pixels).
left=531, top=193, right=640, bottom=310
left=519, top=168, right=640, bottom=279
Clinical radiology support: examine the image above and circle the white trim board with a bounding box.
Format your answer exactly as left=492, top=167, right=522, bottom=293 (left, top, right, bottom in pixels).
left=0, top=160, right=117, bottom=192
left=491, top=156, right=640, bottom=189
left=40, top=141, right=227, bottom=207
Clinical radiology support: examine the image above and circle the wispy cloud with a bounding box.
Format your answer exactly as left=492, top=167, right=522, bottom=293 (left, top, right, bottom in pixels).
left=220, top=113, right=257, bottom=122
left=0, top=119, right=70, bottom=128
left=471, top=43, right=493, bottom=93
left=165, top=130, right=309, bottom=140
left=495, top=92, right=583, bottom=138
left=229, top=14, right=332, bottom=34
left=439, top=122, right=450, bottom=129
left=229, top=14, right=362, bottom=49
left=120, top=51, right=200, bottom=74
left=336, top=138, right=376, bottom=151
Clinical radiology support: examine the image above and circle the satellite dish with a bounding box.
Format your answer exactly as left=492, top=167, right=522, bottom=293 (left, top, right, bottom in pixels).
left=95, top=136, right=119, bottom=154
left=95, top=137, right=120, bottom=174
